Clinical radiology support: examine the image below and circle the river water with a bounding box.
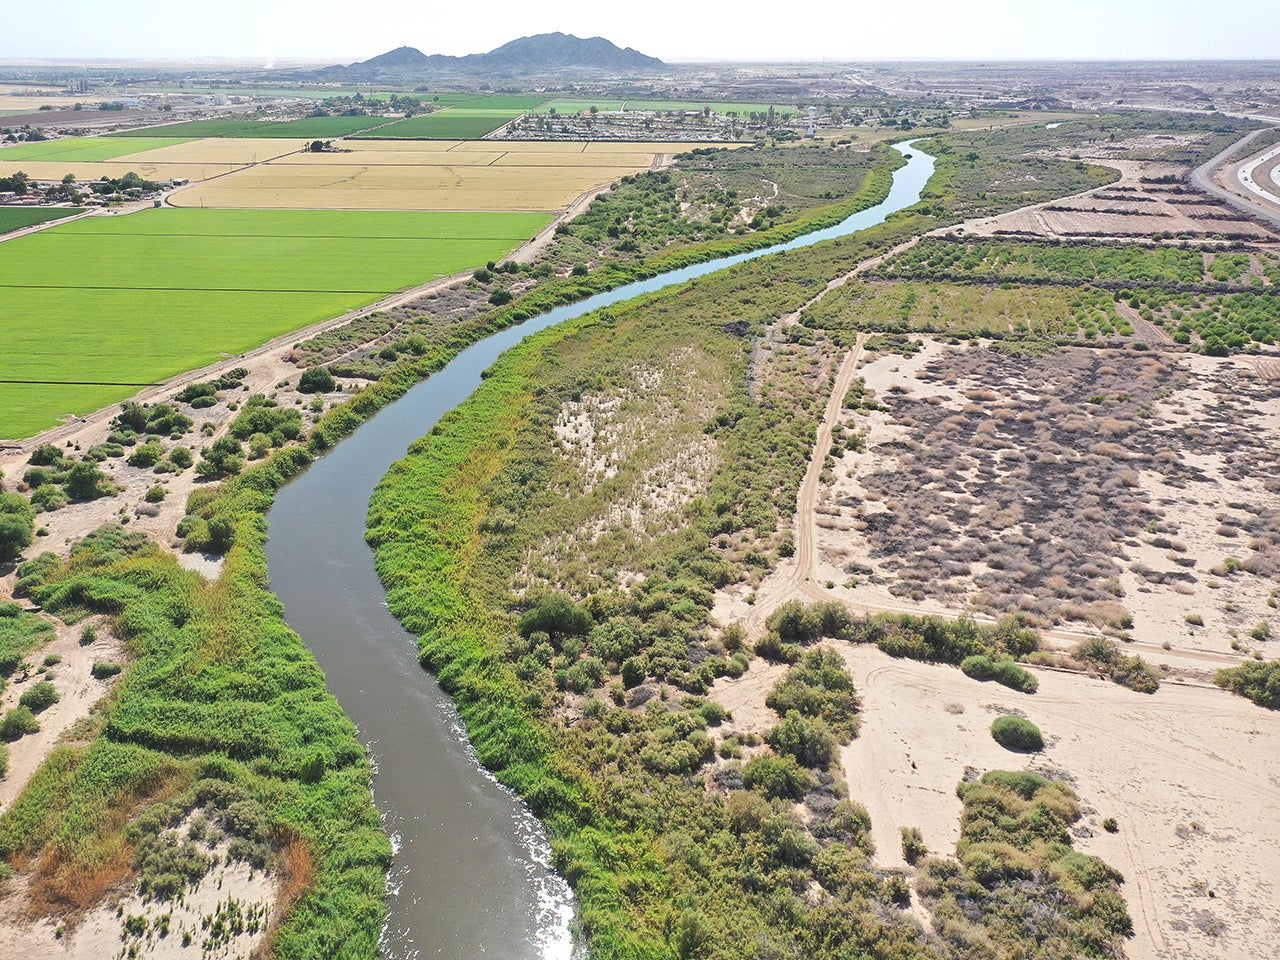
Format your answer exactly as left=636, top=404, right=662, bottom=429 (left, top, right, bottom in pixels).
left=264, top=142, right=935, bottom=960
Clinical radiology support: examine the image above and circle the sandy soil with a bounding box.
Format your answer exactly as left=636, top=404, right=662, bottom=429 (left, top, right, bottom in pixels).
left=787, top=341, right=1280, bottom=668
left=708, top=301, right=1280, bottom=959
left=0, top=856, right=275, bottom=960
left=0, top=617, right=123, bottom=812
left=833, top=645, right=1280, bottom=960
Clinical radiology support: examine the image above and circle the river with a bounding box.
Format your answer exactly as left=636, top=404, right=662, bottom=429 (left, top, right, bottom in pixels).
left=264, top=141, right=935, bottom=960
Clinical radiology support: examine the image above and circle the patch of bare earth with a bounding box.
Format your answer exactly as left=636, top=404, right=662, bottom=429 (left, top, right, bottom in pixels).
left=0, top=616, right=123, bottom=812
left=808, top=341, right=1279, bottom=667
left=0, top=848, right=275, bottom=960
left=830, top=644, right=1280, bottom=960
left=708, top=322, right=1280, bottom=960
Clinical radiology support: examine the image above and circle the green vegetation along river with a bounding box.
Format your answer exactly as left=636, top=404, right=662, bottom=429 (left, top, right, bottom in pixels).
left=263, top=142, right=935, bottom=959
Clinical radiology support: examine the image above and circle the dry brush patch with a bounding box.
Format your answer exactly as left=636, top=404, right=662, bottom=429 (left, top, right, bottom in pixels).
left=819, top=342, right=1280, bottom=645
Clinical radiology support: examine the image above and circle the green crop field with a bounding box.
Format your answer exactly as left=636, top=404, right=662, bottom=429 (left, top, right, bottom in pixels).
left=0, top=137, right=192, bottom=161
left=0, top=207, right=84, bottom=235
left=58, top=208, right=548, bottom=239
left=452, top=95, right=549, bottom=110
left=357, top=108, right=532, bottom=139
left=116, top=116, right=396, bottom=139
left=538, top=100, right=627, bottom=114
left=619, top=100, right=801, bottom=116
left=0, top=207, right=549, bottom=438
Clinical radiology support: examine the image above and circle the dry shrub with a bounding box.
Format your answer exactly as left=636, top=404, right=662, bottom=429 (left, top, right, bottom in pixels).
left=26, top=843, right=135, bottom=918
left=254, top=826, right=319, bottom=959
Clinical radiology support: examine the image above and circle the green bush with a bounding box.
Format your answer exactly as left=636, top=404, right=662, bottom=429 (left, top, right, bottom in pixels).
left=900, top=826, right=927, bottom=865
left=742, top=753, right=813, bottom=799
left=766, top=649, right=860, bottom=739
left=0, top=705, right=41, bottom=741
left=1215, top=660, right=1280, bottom=709
left=298, top=366, right=337, bottom=394
left=517, top=593, right=592, bottom=645
left=768, top=711, right=836, bottom=769
left=990, top=715, right=1044, bottom=752
left=91, top=660, right=123, bottom=679
left=0, top=492, right=36, bottom=561
left=620, top=656, right=646, bottom=689
left=960, top=655, right=1038, bottom=693
left=18, top=681, right=58, bottom=712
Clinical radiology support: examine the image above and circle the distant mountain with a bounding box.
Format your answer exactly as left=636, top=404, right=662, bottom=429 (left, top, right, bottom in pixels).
left=357, top=46, right=433, bottom=73
left=297, top=34, right=668, bottom=81
left=480, top=33, right=666, bottom=73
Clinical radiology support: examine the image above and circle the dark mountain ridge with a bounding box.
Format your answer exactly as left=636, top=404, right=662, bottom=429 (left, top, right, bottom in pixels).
left=300, top=33, right=668, bottom=81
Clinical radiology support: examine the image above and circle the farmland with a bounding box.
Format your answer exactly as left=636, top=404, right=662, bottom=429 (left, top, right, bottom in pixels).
left=169, top=139, right=715, bottom=211
left=0, top=206, right=84, bottom=235
left=0, top=208, right=548, bottom=437
left=114, top=116, right=396, bottom=138
left=357, top=108, right=527, bottom=139
left=0, top=135, right=303, bottom=182
left=0, top=137, right=192, bottom=161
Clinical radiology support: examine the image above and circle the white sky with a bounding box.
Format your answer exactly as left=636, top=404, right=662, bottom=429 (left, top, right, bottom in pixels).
left=3, top=0, right=1276, bottom=63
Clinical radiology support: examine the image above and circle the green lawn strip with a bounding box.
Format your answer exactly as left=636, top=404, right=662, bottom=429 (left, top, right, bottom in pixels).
left=0, top=137, right=193, bottom=162
left=0, top=207, right=84, bottom=235
left=353, top=110, right=522, bottom=139
left=0, top=383, right=168, bottom=439
left=0, top=231, right=515, bottom=292
left=114, top=116, right=394, bottom=139
left=4, top=523, right=389, bottom=956
left=55, top=207, right=548, bottom=240
left=1, top=287, right=361, bottom=378
left=619, top=100, right=800, bottom=116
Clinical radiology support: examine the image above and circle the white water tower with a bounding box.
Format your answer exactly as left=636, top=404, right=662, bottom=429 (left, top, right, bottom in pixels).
left=807, top=106, right=818, bottom=138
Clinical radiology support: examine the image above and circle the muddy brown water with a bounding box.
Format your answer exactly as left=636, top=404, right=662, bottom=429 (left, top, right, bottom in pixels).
left=265, top=142, right=934, bottom=959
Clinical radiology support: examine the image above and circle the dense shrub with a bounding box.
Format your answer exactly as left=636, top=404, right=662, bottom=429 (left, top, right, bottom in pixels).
left=742, top=754, right=813, bottom=800
left=18, top=681, right=58, bottom=712
left=901, top=826, right=927, bottom=865
left=960, top=655, right=1038, bottom=693
left=768, top=711, right=837, bottom=769
left=990, top=715, right=1044, bottom=751
left=1073, top=637, right=1160, bottom=693
left=0, top=493, right=36, bottom=561
left=766, top=649, right=860, bottom=738
left=298, top=366, right=337, bottom=394
left=1215, top=660, right=1280, bottom=709
left=0, top=705, right=40, bottom=741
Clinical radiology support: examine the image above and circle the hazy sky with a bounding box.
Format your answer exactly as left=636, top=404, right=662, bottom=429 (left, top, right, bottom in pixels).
left=3, top=0, right=1276, bottom=62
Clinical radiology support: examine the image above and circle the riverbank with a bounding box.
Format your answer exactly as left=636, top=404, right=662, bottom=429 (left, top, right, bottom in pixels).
left=0, top=144, right=919, bottom=958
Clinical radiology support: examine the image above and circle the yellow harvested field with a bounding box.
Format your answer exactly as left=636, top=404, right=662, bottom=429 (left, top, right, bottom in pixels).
left=0, top=160, right=252, bottom=182
left=0, top=95, right=84, bottom=111
left=275, top=149, right=508, bottom=167
left=0, top=138, right=306, bottom=182
left=169, top=141, right=733, bottom=211
left=169, top=163, right=648, bottom=211
left=494, top=151, right=668, bottom=168
left=114, top=138, right=304, bottom=165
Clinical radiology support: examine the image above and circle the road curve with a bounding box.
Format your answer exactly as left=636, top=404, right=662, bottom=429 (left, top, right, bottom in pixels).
left=1189, top=126, right=1280, bottom=231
